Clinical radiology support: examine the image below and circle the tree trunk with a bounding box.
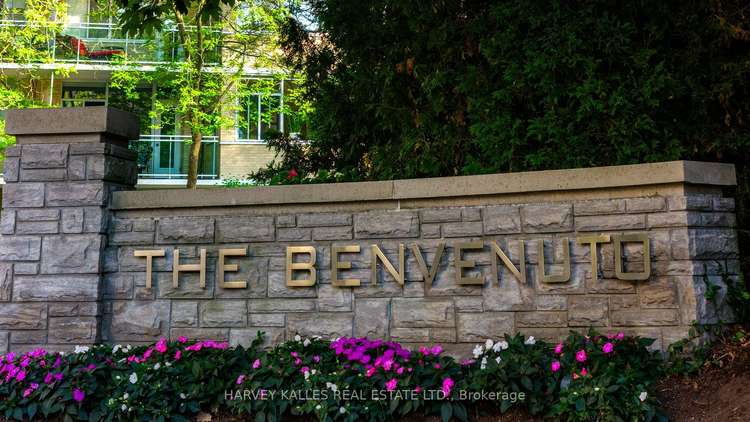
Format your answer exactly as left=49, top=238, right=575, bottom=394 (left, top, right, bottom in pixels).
left=186, top=131, right=202, bottom=189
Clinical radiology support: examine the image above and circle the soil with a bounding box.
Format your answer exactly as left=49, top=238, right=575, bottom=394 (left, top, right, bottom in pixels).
left=657, top=330, right=750, bottom=422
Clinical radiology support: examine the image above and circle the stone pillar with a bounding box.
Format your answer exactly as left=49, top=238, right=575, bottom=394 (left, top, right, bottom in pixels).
left=0, top=107, right=139, bottom=353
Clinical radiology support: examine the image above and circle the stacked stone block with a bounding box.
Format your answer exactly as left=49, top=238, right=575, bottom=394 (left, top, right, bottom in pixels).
left=0, top=107, right=139, bottom=352
left=102, top=192, right=739, bottom=354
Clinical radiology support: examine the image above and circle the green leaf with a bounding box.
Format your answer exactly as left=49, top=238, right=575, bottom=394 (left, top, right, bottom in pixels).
left=440, top=402, right=452, bottom=422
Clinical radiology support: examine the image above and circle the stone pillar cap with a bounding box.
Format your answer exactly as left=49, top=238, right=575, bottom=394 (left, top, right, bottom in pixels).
left=5, top=107, right=139, bottom=141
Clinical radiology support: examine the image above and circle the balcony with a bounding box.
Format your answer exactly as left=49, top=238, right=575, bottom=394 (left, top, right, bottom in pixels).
left=0, top=20, right=221, bottom=66
left=133, top=135, right=219, bottom=181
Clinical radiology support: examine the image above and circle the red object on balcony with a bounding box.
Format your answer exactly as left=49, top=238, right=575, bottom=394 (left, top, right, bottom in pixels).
left=65, top=35, right=124, bottom=59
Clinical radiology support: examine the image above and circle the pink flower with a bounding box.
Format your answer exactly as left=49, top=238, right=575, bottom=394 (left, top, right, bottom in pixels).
left=554, top=343, right=564, bottom=354
left=300, top=366, right=309, bottom=374
left=575, top=350, right=587, bottom=363
left=441, top=377, right=455, bottom=396
left=616, top=332, right=625, bottom=340
left=252, top=359, right=261, bottom=369
left=174, top=351, right=182, bottom=361
left=20, top=357, right=30, bottom=368
left=53, top=357, right=61, bottom=368
left=155, top=338, right=168, bottom=353
left=53, top=373, right=63, bottom=381
left=294, top=358, right=302, bottom=366
left=44, top=373, right=54, bottom=384
left=551, top=360, right=561, bottom=372
left=366, top=366, right=376, bottom=377
left=142, top=348, right=154, bottom=360
left=15, top=370, right=26, bottom=382
left=23, top=388, right=33, bottom=398
left=396, top=367, right=405, bottom=375
left=72, top=388, right=85, bottom=403
left=581, top=367, right=588, bottom=377
left=385, top=378, right=398, bottom=392
left=313, top=355, right=321, bottom=363
left=602, top=342, right=614, bottom=354
left=236, top=375, right=246, bottom=385
left=287, top=168, right=298, bottom=180
left=430, top=345, right=443, bottom=356
left=434, top=363, right=441, bottom=369
left=178, top=336, right=188, bottom=343
left=415, top=386, right=422, bottom=393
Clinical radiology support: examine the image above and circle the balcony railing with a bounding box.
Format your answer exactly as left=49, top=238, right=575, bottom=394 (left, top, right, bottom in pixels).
left=133, top=135, right=219, bottom=180
left=0, top=20, right=221, bottom=66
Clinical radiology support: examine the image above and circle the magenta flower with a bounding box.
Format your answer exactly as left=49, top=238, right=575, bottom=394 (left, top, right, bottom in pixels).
left=20, top=357, right=30, bottom=368
left=178, top=336, right=188, bottom=343
left=44, top=373, right=54, bottom=384
left=52, top=357, right=61, bottom=368
left=155, top=338, right=168, bottom=353
left=441, top=377, right=455, bottom=396
left=15, top=370, right=26, bottom=382
left=602, top=342, right=614, bottom=354
left=434, top=363, right=441, bottom=369
left=252, top=359, right=261, bottom=369
left=236, top=374, right=246, bottom=385
left=551, top=360, right=561, bottom=372
left=174, top=350, right=182, bottom=361
left=575, top=350, right=587, bottom=363
left=385, top=378, right=398, bottom=392
left=415, top=386, right=422, bottom=393
left=53, top=373, right=63, bottom=381
left=616, top=332, right=625, bottom=340
left=430, top=345, right=443, bottom=356
left=366, top=366, right=376, bottom=378
left=313, top=355, right=321, bottom=363
left=581, top=367, right=589, bottom=377
left=72, top=388, right=85, bottom=403
left=554, top=343, right=564, bottom=354
left=23, top=387, right=33, bottom=398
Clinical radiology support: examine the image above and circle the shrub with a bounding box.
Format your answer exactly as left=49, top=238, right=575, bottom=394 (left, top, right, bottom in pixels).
left=0, top=330, right=665, bottom=421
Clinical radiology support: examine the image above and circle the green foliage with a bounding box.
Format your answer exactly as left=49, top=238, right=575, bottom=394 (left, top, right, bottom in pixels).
left=254, top=0, right=750, bottom=184
left=726, top=273, right=750, bottom=324
left=0, top=330, right=669, bottom=421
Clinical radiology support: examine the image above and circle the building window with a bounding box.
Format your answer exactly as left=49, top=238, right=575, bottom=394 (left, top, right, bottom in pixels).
left=237, top=80, right=282, bottom=141
left=61, top=83, right=107, bottom=107
left=3, top=0, right=27, bottom=21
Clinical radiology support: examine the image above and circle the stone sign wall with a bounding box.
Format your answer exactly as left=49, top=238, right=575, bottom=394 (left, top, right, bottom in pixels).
left=0, top=107, right=741, bottom=355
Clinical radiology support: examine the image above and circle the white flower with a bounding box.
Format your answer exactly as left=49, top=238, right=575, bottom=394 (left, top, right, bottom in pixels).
left=524, top=336, right=536, bottom=345
left=594, top=387, right=600, bottom=392
left=326, top=382, right=339, bottom=392
left=480, top=357, right=487, bottom=370
left=639, top=392, right=648, bottom=402
left=165, top=362, right=172, bottom=367
left=153, top=363, right=161, bottom=370
left=129, top=373, right=138, bottom=384
left=311, top=369, right=317, bottom=375
left=303, top=338, right=311, bottom=347
left=339, top=407, right=346, bottom=414
left=495, top=341, right=509, bottom=351
left=180, top=393, right=187, bottom=400
left=121, top=404, right=127, bottom=411
left=123, top=393, right=129, bottom=400
left=495, top=356, right=501, bottom=364
left=472, top=345, right=484, bottom=359
left=304, top=371, right=310, bottom=381
left=74, top=345, right=90, bottom=354
left=315, top=404, right=321, bottom=410
left=115, top=375, right=121, bottom=380
left=112, top=344, right=122, bottom=354
left=485, top=339, right=494, bottom=350
left=294, top=335, right=302, bottom=342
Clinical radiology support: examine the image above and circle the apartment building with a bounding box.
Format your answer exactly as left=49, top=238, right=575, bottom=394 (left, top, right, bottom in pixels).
left=1, top=0, right=305, bottom=187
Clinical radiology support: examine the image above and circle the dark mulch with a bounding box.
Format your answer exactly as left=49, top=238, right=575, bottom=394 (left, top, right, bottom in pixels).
left=657, top=329, right=750, bottom=422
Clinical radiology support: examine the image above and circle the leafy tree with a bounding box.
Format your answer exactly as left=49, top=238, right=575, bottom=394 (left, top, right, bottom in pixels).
left=114, top=0, right=293, bottom=188
left=0, top=0, right=69, bottom=160
left=255, top=0, right=750, bottom=183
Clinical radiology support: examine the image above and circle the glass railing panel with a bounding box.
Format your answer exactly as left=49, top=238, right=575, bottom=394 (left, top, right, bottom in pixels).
left=132, top=135, right=219, bottom=180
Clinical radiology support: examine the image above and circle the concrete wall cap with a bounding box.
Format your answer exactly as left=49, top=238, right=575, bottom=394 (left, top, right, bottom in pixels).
left=5, top=107, right=139, bottom=141
left=111, top=160, right=736, bottom=210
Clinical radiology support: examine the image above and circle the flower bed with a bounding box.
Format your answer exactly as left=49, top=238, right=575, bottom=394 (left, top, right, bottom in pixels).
left=0, top=330, right=665, bottom=421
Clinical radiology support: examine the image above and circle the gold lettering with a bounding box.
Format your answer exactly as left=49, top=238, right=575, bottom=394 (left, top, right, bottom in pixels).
left=613, top=233, right=651, bottom=280
left=133, top=249, right=165, bottom=288
left=331, top=245, right=361, bottom=287
left=371, top=244, right=405, bottom=285
left=576, top=235, right=610, bottom=283
left=410, top=242, right=445, bottom=287
left=489, top=240, right=525, bottom=284
left=217, top=248, right=248, bottom=289
left=455, top=241, right=484, bottom=285
left=537, top=239, right=571, bottom=283
left=286, top=246, right=317, bottom=287
left=172, top=248, right=207, bottom=289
